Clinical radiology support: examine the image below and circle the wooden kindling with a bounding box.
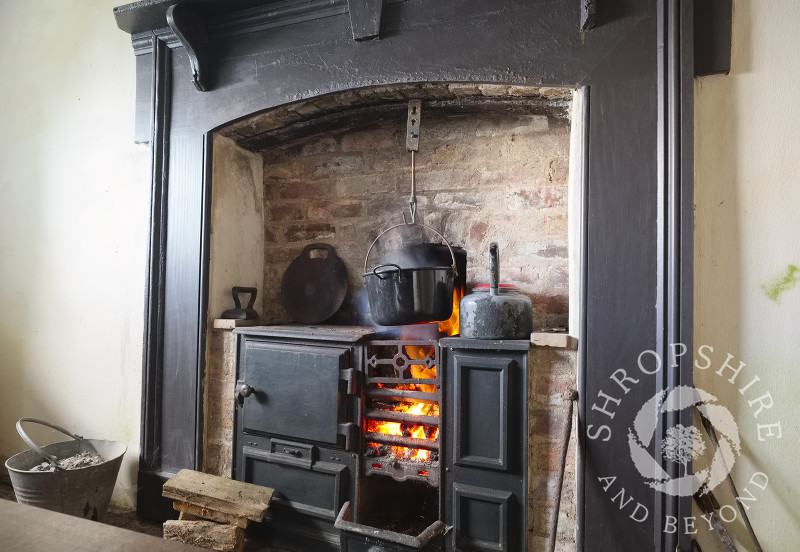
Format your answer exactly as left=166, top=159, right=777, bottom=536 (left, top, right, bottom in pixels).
left=162, top=469, right=274, bottom=552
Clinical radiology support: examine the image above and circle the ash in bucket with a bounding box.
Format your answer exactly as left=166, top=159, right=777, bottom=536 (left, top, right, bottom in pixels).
left=29, top=451, right=104, bottom=472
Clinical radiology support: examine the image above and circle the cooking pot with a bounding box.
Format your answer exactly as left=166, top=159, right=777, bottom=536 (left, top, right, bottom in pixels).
left=363, top=223, right=457, bottom=326
left=459, top=242, right=533, bottom=339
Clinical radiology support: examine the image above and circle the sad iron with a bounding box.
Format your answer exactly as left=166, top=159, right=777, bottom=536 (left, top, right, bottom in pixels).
left=221, top=286, right=259, bottom=320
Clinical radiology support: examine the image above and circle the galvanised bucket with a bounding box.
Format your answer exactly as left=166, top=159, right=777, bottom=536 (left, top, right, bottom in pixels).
left=4, top=418, right=126, bottom=522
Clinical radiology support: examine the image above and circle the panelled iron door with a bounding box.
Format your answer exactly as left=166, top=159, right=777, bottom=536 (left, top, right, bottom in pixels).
left=440, top=338, right=529, bottom=552
left=237, top=340, right=354, bottom=448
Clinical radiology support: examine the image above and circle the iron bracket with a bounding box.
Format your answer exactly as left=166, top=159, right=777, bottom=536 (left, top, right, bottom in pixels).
left=166, top=4, right=209, bottom=92
left=348, top=0, right=384, bottom=41
left=403, top=100, right=421, bottom=225
left=406, top=99, right=421, bottom=152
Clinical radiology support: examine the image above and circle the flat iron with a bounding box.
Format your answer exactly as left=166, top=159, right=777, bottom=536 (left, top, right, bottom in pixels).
left=221, top=286, right=259, bottom=320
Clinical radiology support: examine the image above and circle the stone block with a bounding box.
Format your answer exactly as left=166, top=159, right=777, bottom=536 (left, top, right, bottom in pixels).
left=537, top=440, right=577, bottom=472
left=341, top=126, right=399, bottom=152
left=421, top=115, right=476, bottom=142
left=335, top=173, right=398, bottom=196
left=506, top=187, right=567, bottom=211
left=288, top=100, right=322, bottom=117
left=538, top=212, right=569, bottom=237
left=435, top=191, right=503, bottom=210
left=475, top=114, right=549, bottom=137
left=262, top=158, right=306, bottom=180
left=283, top=223, right=336, bottom=242
left=275, top=180, right=332, bottom=200
left=467, top=221, right=489, bottom=250
left=206, top=399, right=235, bottom=434
left=546, top=157, right=570, bottom=185
left=308, top=200, right=363, bottom=220
left=366, top=151, right=406, bottom=174
left=476, top=165, right=543, bottom=189
left=298, top=135, right=339, bottom=157
left=529, top=407, right=568, bottom=441
left=531, top=295, right=570, bottom=326
left=204, top=442, right=233, bottom=479
left=535, top=373, right=576, bottom=405
left=206, top=330, right=236, bottom=379
left=310, top=155, right=364, bottom=177
left=206, top=377, right=232, bottom=405
left=266, top=203, right=306, bottom=222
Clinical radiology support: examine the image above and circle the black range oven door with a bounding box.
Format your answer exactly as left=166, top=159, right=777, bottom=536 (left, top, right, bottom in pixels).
left=237, top=339, right=355, bottom=449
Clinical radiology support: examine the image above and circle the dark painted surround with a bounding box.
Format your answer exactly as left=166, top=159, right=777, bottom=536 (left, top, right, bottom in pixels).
left=113, top=1, right=726, bottom=550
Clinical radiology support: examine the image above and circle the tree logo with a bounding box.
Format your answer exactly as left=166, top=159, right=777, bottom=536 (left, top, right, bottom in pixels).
left=628, top=385, right=741, bottom=497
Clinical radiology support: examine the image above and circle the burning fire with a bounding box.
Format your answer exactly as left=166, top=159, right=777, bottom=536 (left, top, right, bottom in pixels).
left=437, top=284, right=463, bottom=337
left=366, top=286, right=463, bottom=464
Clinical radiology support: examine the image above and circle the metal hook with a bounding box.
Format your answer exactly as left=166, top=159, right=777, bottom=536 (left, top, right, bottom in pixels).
left=402, top=150, right=417, bottom=225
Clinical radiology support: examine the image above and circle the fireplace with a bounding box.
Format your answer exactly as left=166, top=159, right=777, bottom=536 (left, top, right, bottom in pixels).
left=114, top=1, right=698, bottom=550
left=199, top=87, right=575, bottom=550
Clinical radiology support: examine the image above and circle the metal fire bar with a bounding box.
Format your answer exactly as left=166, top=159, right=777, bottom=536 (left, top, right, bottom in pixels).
left=362, top=339, right=441, bottom=486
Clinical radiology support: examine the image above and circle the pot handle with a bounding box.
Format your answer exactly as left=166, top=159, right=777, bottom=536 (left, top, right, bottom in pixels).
left=372, top=263, right=402, bottom=280
left=363, top=222, right=458, bottom=276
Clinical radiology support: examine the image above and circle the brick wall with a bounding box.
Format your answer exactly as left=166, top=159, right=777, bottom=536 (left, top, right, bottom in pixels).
left=258, top=107, right=570, bottom=329
left=203, top=327, right=236, bottom=478
left=528, top=344, right=578, bottom=551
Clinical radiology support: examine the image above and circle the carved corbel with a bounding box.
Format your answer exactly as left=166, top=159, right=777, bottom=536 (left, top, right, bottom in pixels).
left=166, top=4, right=209, bottom=92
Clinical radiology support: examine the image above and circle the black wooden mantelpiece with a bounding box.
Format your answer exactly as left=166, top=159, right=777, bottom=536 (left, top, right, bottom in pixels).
left=114, top=1, right=700, bottom=550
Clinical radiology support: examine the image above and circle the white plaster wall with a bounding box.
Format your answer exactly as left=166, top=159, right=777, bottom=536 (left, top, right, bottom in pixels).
left=0, top=0, right=149, bottom=508
left=694, top=0, right=800, bottom=549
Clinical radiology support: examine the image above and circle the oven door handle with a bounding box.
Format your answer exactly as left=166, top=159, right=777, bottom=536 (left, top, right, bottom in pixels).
left=235, top=380, right=254, bottom=406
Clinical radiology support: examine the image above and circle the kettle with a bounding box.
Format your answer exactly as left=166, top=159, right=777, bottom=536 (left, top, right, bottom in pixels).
left=459, top=243, right=533, bottom=339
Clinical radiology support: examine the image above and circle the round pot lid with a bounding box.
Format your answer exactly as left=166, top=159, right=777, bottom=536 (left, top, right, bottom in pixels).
left=280, top=243, right=349, bottom=324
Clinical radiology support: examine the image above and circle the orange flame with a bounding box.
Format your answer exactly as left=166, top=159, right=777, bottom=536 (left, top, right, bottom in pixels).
left=437, top=285, right=464, bottom=337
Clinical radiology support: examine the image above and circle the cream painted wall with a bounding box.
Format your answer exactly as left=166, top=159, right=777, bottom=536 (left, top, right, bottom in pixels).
left=0, top=0, right=149, bottom=508
left=694, top=0, right=800, bottom=549
left=208, top=136, right=265, bottom=322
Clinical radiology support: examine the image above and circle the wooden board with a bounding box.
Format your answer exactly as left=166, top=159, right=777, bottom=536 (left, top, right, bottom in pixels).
left=163, top=520, right=243, bottom=552
left=162, top=469, right=272, bottom=522
left=175, top=502, right=249, bottom=528
left=0, top=499, right=204, bottom=551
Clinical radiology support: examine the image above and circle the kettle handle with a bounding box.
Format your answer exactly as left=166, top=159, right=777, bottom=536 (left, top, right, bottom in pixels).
left=489, top=242, right=500, bottom=295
